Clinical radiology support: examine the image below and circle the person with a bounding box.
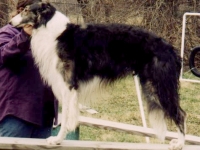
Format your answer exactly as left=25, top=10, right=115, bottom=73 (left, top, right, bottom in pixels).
left=0, top=0, right=58, bottom=138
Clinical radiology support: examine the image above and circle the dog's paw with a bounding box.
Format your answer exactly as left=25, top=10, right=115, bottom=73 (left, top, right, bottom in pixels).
left=46, top=136, right=62, bottom=145
left=168, top=139, right=184, bottom=150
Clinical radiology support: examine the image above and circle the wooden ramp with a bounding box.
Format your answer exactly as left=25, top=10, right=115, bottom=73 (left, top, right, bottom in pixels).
left=0, top=137, right=200, bottom=150
left=0, top=116, right=200, bottom=150
left=79, top=116, right=200, bottom=145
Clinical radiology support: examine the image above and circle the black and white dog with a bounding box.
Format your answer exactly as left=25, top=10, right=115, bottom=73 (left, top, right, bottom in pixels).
left=10, top=2, right=186, bottom=150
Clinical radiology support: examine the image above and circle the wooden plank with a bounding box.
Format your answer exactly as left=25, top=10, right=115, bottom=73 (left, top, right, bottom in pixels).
left=0, top=137, right=200, bottom=150
left=0, top=116, right=199, bottom=149
left=79, top=116, right=200, bottom=145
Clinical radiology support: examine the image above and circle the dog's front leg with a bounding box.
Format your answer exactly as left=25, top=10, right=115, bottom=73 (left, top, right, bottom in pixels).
left=47, top=88, right=79, bottom=145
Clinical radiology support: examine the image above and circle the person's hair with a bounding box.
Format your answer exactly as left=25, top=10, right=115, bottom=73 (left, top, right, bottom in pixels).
left=9, top=0, right=42, bottom=19
left=17, top=0, right=42, bottom=10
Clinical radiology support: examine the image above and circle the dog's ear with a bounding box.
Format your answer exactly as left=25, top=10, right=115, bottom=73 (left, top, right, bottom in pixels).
left=38, top=2, right=55, bottom=19
left=35, top=2, right=55, bottom=27
left=39, top=2, right=51, bottom=14
left=41, top=2, right=51, bottom=10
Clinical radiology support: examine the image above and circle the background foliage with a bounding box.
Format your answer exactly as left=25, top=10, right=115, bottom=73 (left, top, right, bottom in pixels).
left=2, top=0, right=200, bottom=66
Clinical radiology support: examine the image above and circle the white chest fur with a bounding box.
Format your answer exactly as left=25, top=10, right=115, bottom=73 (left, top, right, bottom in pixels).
left=30, top=11, right=70, bottom=86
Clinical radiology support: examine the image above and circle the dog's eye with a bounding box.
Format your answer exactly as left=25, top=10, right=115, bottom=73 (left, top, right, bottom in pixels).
left=39, top=7, right=46, bottom=12
left=24, top=8, right=28, bottom=12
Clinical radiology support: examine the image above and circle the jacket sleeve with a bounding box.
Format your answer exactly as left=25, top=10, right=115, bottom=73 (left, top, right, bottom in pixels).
left=0, top=27, right=31, bottom=65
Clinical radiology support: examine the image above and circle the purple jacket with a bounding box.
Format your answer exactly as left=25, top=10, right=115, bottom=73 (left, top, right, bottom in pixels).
left=0, top=24, right=57, bottom=127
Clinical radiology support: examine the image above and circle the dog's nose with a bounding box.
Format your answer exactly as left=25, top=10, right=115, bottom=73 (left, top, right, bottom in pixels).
left=9, top=21, right=14, bottom=26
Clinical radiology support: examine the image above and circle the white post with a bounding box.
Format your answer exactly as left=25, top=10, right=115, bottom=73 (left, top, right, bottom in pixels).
left=180, top=12, right=200, bottom=81
left=134, top=76, right=150, bottom=143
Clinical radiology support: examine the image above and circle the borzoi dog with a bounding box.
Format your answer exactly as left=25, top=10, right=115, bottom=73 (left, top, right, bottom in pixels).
left=10, top=2, right=186, bottom=150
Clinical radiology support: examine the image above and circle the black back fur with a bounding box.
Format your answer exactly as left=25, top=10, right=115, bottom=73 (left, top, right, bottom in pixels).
left=57, top=23, right=181, bottom=86
left=57, top=23, right=185, bottom=131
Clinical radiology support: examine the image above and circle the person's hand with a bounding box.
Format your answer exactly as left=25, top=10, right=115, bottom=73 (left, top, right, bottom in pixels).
left=23, top=25, right=33, bottom=35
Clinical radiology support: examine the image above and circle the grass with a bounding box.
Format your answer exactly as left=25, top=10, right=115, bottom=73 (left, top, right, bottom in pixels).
left=80, top=76, right=146, bottom=143
left=79, top=74, right=200, bottom=144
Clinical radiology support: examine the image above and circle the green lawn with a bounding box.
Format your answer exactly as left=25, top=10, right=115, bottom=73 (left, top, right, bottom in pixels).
left=79, top=74, right=200, bottom=143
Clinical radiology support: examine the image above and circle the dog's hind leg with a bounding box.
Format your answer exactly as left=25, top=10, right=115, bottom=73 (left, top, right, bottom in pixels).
left=168, top=109, right=186, bottom=150
left=141, top=80, right=186, bottom=150
left=139, top=66, right=186, bottom=150
left=166, top=106, right=186, bottom=150
left=141, top=80, right=167, bottom=141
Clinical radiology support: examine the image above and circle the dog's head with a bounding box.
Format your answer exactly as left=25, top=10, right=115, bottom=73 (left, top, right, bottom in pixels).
left=10, top=2, right=56, bottom=28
